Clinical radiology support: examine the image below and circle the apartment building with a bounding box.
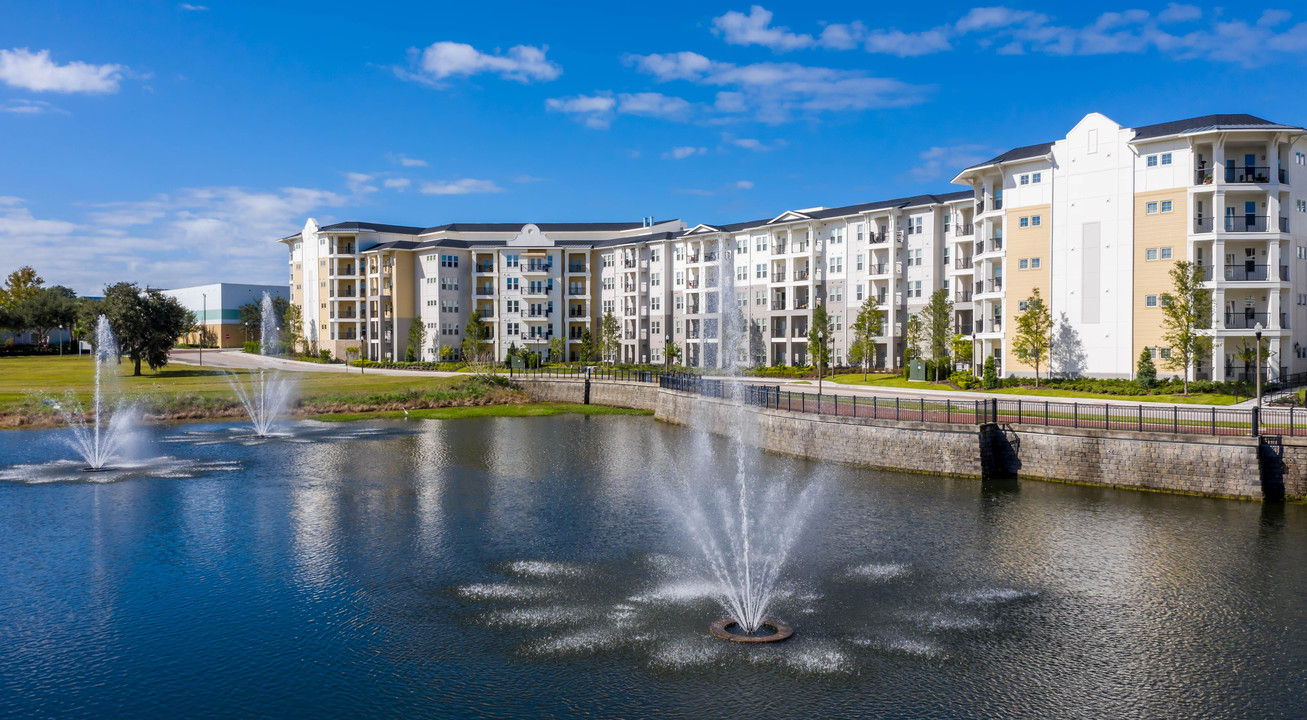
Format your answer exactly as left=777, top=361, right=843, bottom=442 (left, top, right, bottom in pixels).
left=955, top=112, right=1307, bottom=381
left=279, top=111, right=1307, bottom=382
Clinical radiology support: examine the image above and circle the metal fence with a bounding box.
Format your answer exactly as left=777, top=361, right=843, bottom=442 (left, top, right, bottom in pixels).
left=658, top=373, right=1304, bottom=438
left=507, top=365, right=666, bottom=383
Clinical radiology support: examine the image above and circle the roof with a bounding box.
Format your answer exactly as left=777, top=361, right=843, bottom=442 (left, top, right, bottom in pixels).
left=962, top=142, right=1055, bottom=172
left=677, top=190, right=975, bottom=237
left=318, top=220, right=664, bottom=236
left=358, top=230, right=683, bottom=253
left=1130, top=113, right=1301, bottom=140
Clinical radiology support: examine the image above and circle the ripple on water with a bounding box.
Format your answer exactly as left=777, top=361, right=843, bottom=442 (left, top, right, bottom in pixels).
left=746, top=642, right=854, bottom=675
left=904, top=610, right=990, bottom=633
left=628, top=580, right=721, bottom=605
left=503, top=560, right=588, bottom=579
left=455, top=583, right=556, bottom=602
left=480, top=606, right=593, bottom=628
left=852, top=635, right=947, bottom=660
left=649, top=639, right=724, bottom=670
left=945, top=588, right=1039, bottom=605
left=846, top=562, right=912, bottom=582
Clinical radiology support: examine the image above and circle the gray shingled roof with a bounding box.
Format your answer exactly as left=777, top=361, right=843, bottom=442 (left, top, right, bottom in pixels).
left=320, top=220, right=663, bottom=236
left=963, top=142, right=1055, bottom=172
left=1130, top=113, right=1300, bottom=140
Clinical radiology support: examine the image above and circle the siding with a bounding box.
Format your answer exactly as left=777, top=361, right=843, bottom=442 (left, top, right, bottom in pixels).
left=1132, top=188, right=1188, bottom=367
left=1004, top=204, right=1052, bottom=375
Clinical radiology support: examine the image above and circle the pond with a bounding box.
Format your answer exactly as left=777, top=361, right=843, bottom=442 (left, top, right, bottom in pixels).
left=1, top=415, right=1304, bottom=718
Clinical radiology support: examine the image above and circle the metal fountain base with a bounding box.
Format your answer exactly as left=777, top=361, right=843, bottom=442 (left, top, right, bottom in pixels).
left=77, top=467, right=115, bottom=473
left=710, top=618, right=793, bottom=643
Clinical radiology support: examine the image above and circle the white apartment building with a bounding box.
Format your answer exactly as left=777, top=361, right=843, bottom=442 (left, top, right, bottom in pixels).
left=280, top=112, right=1307, bottom=382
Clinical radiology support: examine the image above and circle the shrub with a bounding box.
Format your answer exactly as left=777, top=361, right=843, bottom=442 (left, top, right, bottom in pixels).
left=319, top=349, right=332, bottom=363
left=950, top=371, right=981, bottom=390
left=243, top=341, right=260, bottom=354
left=982, top=357, right=998, bottom=389
left=1136, top=350, right=1157, bottom=388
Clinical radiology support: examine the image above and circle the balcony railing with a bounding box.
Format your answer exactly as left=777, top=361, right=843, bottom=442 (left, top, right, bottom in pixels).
left=772, top=243, right=786, bottom=255
left=953, top=222, right=974, bottom=237
left=686, top=279, right=699, bottom=289
left=525, top=261, right=553, bottom=273
left=869, top=263, right=889, bottom=275
left=869, top=234, right=887, bottom=245
left=795, top=269, right=810, bottom=281
left=955, top=257, right=973, bottom=270
left=476, top=286, right=495, bottom=296
left=957, top=323, right=973, bottom=335
left=705, top=251, right=719, bottom=262
left=795, top=299, right=810, bottom=310
left=771, top=300, right=787, bottom=310
left=955, top=290, right=973, bottom=303
left=791, top=327, right=808, bottom=338
left=773, top=270, right=786, bottom=281
left=623, top=258, right=636, bottom=268
left=687, top=304, right=701, bottom=314
left=1194, top=216, right=1285, bottom=233
left=568, top=308, right=587, bottom=318
left=568, top=286, right=586, bottom=296
left=475, top=263, right=494, bottom=273
left=1224, top=312, right=1269, bottom=329
left=568, top=263, right=586, bottom=273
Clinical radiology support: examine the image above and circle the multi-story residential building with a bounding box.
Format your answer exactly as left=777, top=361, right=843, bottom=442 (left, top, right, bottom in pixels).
left=955, top=112, right=1307, bottom=380
left=279, top=112, right=1307, bottom=382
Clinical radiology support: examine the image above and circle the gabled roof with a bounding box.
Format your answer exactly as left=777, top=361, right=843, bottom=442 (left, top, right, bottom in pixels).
left=318, top=220, right=675, bottom=237
left=767, top=210, right=815, bottom=224
left=961, top=142, right=1055, bottom=172
left=683, top=223, right=725, bottom=235
left=319, top=221, right=425, bottom=234
left=1130, top=113, right=1301, bottom=140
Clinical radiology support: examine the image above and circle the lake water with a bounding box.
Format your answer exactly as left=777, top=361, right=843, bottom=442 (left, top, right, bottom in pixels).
left=1, top=415, right=1305, bottom=719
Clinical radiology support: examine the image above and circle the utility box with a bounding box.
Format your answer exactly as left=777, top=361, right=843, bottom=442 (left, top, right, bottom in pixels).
left=510, top=355, right=525, bottom=370
left=909, top=359, right=926, bottom=381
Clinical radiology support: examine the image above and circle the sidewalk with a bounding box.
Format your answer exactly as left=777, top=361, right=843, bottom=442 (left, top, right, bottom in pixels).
left=168, top=349, right=464, bottom=377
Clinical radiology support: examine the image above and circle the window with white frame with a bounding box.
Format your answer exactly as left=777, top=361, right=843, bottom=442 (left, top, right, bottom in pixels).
left=1019, top=258, right=1029, bottom=269
left=651, top=272, right=661, bottom=287
left=676, top=271, right=684, bottom=285
left=1146, top=248, right=1158, bottom=261
left=1032, top=171, right=1042, bottom=183
left=1297, top=200, right=1306, bottom=213
left=1031, top=215, right=1041, bottom=226
left=1146, top=202, right=1159, bottom=215
left=1161, top=200, right=1173, bottom=213
left=1147, top=155, right=1158, bottom=167
left=1145, top=295, right=1158, bottom=307
left=856, top=223, right=864, bottom=242
left=1020, top=174, right=1029, bottom=185
left=506, top=299, right=519, bottom=313
left=856, top=283, right=864, bottom=301
left=737, top=292, right=747, bottom=307
left=602, top=277, right=614, bottom=290
left=755, top=290, right=765, bottom=306
left=832, top=285, right=843, bottom=302
left=506, top=253, right=520, bottom=268
left=754, top=236, right=767, bottom=252
left=1031, top=257, right=1041, bottom=269
left=440, top=277, right=458, bottom=290
left=1019, top=300, right=1028, bottom=311
left=914, top=280, right=922, bottom=298
left=1160, top=247, right=1173, bottom=260
left=1161, top=153, right=1172, bottom=165
left=676, top=295, right=683, bottom=310
left=602, top=254, right=613, bottom=268
left=856, top=253, right=864, bottom=271
left=651, top=295, right=661, bottom=310
left=650, top=248, right=661, bottom=262
left=506, top=277, right=519, bottom=290
left=441, top=255, right=459, bottom=267
left=913, top=249, right=922, bottom=266
left=1020, top=217, right=1030, bottom=227
left=755, top=264, right=766, bottom=279
left=737, top=265, right=747, bottom=281
left=602, top=300, right=613, bottom=314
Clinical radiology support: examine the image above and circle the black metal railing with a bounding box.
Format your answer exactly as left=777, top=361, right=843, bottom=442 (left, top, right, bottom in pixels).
left=955, top=222, right=974, bottom=236
left=1224, top=311, right=1269, bottom=329
left=955, top=257, right=973, bottom=270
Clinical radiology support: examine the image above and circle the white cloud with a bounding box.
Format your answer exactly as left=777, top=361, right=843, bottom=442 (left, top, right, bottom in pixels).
left=180, top=3, right=209, bottom=9
left=0, top=185, right=357, bottom=295
left=864, top=29, right=953, bottom=56
left=735, top=180, right=755, bottom=189
left=1158, top=3, right=1202, bottom=23
left=721, top=133, right=785, bottom=151
left=0, top=98, right=66, bottom=114
left=818, top=22, right=867, bottom=50
left=901, top=144, right=994, bottom=183
left=954, top=7, right=1044, bottom=34
left=388, top=152, right=427, bottom=167
left=545, top=92, right=617, bottom=128
left=345, top=172, right=379, bottom=194
left=547, top=91, right=694, bottom=127
left=398, top=41, right=561, bottom=86
left=383, top=178, right=411, bottom=190
left=419, top=178, right=504, bottom=195
left=663, top=146, right=706, bottom=160
left=712, top=6, right=814, bottom=51
left=617, top=92, right=693, bottom=120
left=0, top=48, right=124, bottom=93
left=626, top=53, right=931, bottom=123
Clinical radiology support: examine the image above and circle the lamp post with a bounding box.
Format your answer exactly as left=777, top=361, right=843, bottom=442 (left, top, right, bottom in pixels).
left=58, top=325, right=64, bottom=356
left=360, top=324, right=367, bottom=375
left=200, top=292, right=206, bottom=366
left=1254, top=323, right=1263, bottom=405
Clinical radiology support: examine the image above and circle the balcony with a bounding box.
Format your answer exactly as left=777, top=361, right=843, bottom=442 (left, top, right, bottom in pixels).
left=687, top=330, right=700, bottom=340
left=1207, top=264, right=1288, bottom=282
left=1224, top=312, right=1269, bottom=329
left=623, top=258, right=636, bottom=269
left=686, top=279, right=700, bottom=289
left=956, top=323, right=973, bottom=335
left=524, top=260, right=553, bottom=273
left=955, top=257, right=973, bottom=270
left=976, top=278, right=1003, bottom=294
left=523, top=284, right=553, bottom=297
left=953, top=222, right=974, bottom=237
left=705, top=251, right=719, bottom=262
left=955, top=290, right=973, bottom=303
left=475, top=263, right=494, bottom=273
left=869, top=234, right=887, bottom=245
left=687, top=304, right=701, bottom=314
left=794, top=299, right=810, bottom=310
left=869, top=263, right=889, bottom=276
left=1194, top=216, right=1288, bottom=233
left=978, top=238, right=1003, bottom=254
left=568, top=308, right=587, bottom=318
left=795, top=269, right=810, bottom=281
left=623, top=282, right=636, bottom=292
left=771, top=300, right=787, bottom=311
left=772, top=243, right=787, bottom=255
left=568, top=263, right=586, bottom=273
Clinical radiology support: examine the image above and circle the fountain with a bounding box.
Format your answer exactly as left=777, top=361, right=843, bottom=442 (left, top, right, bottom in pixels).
left=225, top=292, right=295, bottom=438
left=674, top=257, right=820, bottom=642
left=58, top=315, right=132, bottom=472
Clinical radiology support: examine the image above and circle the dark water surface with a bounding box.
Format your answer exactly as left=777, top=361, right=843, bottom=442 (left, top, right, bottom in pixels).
left=1, top=416, right=1305, bottom=719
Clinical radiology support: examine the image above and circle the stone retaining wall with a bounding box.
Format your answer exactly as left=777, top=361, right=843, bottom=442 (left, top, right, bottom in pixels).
left=514, top=378, right=1304, bottom=501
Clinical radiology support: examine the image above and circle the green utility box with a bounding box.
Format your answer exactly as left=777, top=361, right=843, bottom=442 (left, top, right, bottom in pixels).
left=908, top=359, right=926, bottom=381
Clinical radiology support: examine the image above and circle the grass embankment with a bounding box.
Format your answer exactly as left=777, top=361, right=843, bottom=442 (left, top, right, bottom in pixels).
left=0, top=356, right=636, bottom=428
left=828, top=372, right=1242, bottom=406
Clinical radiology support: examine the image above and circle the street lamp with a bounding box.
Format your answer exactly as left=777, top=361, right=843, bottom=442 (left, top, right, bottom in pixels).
left=58, top=325, right=64, bottom=356
left=360, top=324, right=367, bottom=375
left=1254, top=323, right=1264, bottom=405
left=200, top=292, right=206, bottom=366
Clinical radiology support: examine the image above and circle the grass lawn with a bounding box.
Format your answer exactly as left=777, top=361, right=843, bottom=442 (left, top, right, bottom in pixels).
left=0, top=355, right=470, bottom=410
left=830, top=373, right=953, bottom=389
left=829, top=371, right=1242, bottom=405
left=314, top=403, right=652, bottom=422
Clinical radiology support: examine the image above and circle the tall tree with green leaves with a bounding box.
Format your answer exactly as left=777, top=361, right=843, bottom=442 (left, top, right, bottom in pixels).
left=282, top=304, right=303, bottom=355
left=600, top=311, right=621, bottom=364
left=848, top=296, right=884, bottom=380
left=664, top=340, right=681, bottom=368
left=579, top=329, right=595, bottom=363
left=806, top=303, right=833, bottom=394
left=1159, top=260, right=1212, bottom=395
left=404, top=320, right=426, bottom=361
left=1013, top=287, right=1054, bottom=386
left=461, top=310, right=489, bottom=360
left=0, top=266, right=43, bottom=310
left=101, top=282, right=191, bottom=376
left=903, top=314, right=926, bottom=372
left=923, top=288, right=954, bottom=380
left=549, top=335, right=566, bottom=363
left=15, top=285, right=78, bottom=345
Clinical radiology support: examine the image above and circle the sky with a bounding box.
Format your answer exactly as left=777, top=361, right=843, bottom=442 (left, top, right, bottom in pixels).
left=3, top=1, right=1307, bottom=295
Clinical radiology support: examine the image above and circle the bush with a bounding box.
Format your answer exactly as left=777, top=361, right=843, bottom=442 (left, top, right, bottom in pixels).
left=982, top=357, right=998, bottom=389
left=950, top=371, right=981, bottom=390
left=1136, top=350, right=1157, bottom=388
left=319, top=349, right=332, bottom=363
left=243, top=341, right=260, bottom=354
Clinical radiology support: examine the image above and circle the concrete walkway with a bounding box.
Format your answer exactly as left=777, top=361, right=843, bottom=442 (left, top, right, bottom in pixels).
left=168, top=349, right=464, bottom=377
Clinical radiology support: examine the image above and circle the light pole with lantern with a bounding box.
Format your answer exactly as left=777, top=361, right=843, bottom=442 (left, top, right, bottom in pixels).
left=200, top=292, right=206, bottom=366
left=1254, top=323, right=1263, bottom=405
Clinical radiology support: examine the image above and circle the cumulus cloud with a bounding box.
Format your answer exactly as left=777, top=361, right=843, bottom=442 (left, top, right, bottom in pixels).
left=712, top=6, right=814, bottom=51
left=546, top=91, right=694, bottom=128
left=901, top=144, right=995, bottom=183
left=383, top=178, right=411, bottom=190
left=397, top=41, right=561, bottom=86
left=387, top=152, right=427, bottom=167
left=0, top=98, right=66, bottom=114
left=864, top=29, right=953, bottom=56
left=721, top=133, right=786, bottom=152
left=0, top=48, right=124, bottom=93
left=545, top=93, right=618, bottom=128
left=0, top=184, right=360, bottom=295
left=419, top=178, right=504, bottom=195
left=180, top=3, right=209, bottom=10
left=663, top=146, right=706, bottom=160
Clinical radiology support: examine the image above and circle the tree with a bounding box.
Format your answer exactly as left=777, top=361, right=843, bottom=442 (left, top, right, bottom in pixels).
left=1232, top=336, right=1271, bottom=385
left=579, top=329, right=595, bottom=363
left=101, top=282, right=192, bottom=376
left=848, top=296, right=885, bottom=380
left=1137, top=349, right=1157, bottom=388
left=282, top=304, right=303, bottom=355
left=462, top=310, right=489, bottom=362
left=950, top=333, right=974, bottom=376
left=236, top=295, right=290, bottom=346
left=600, top=311, right=620, bottom=364
left=806, top=302, right=833, bottom=394
left=0, top=266, right=43, bottom=310
left=549, top=335, right=566, bottom=363
left=506, top=341, right=519, bottom=367
left=14, top=285, right=78, bottom=345
left=903, top=314, right=926, bottom=372
left=665, top=340, right=682, bottom=367
left=1012, top=287, right=1053, bottom=386
left=404, top=320, right=426, bottom=361
left=982, top=356, right=998, bottom=389
left=1159, top=260, right=1212, bottom=395
left=923, top=288, right=954, bottom=380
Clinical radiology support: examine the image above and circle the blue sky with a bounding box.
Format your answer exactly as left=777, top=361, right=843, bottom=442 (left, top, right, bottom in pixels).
left=3, top=1, right=1306, bottom=294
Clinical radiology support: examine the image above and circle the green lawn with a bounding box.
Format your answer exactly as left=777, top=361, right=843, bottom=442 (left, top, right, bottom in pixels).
left=828, top=371, right=1242, bottom=406
left=0, top=355, right=471, bottom=410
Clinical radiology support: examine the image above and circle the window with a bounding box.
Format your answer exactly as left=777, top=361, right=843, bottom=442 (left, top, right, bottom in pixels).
left=1031, top=215, right=1041, bottom=227
left=1031, top=257, right=1041, bottom=269
left=506, top=299, right=519, bottom=313
left=1032, top=171, right=1042, bottom=183
left=736, top=292, right=747, bottom=307
left=1019, top=217, right=1030, bottom=228
left=441, top=300, right=459, bottom=313
left=1020, top=174, right=1030, bottom=185
left=1297, top=200, right=1306, bottom=213
left=602, top=277, right=613, bottom=290
left=1019, top=300, right=1028, bottom=311
left=913, top=249, right=922, bottom=266
left=1160, top=247, right=1173, bottom=260
left=651, top=296, right=661, bottom=311
left=755, top=264, right=766, bottom=279
left=856, top=283, right=864, bottom=301
left=856, top=253, right=864, bottom=271
left=651, top=272, right=661, bottom=287
left=507, top=322, right=519, bottom=336
left=943, top=214, right=951, bottom=232
left=737, top=265, right=747, bottom=281
left=602, top=300, right=613, bottom=314
left=856, top=223, right=865, bottom=242
left=1161, top=153, right=1172, bottom=165
left=676, top=271, right=685, bottom=285
left=755, top=290, right=765, bottom=306
left=651, top=320, right=661, bottom=336
left=676, top=295, right=683, bottom=310
left=914, top=280, right=922, bottom=298
left=1147, top=155, right=1158, bottom=167
left=832, top=286, right=843, bottom=302
left=440, top=277, right=458, bottom=290
left=1146, top=202, right=1159, bottom=215
left=1146, top=248, right=1158, bottom=261
left=602, top=254, right=613, bottom=268
left=1160, top=200, right=1173, bottom=213
left=441, top=254, right=459, bottom=268
left=1019, top=258, right=1029, bottom=269
left=736, top=238, right=747, bottom=254
left=506, top=278, right=519, bottom=291
left=754, top=236, right=767, bottom=252
left=650, top=248, right=661, bottom=262
left=505, top=253, right=520, bottom=268
left=1145, top=295, right=1158, bottom=307
left=1160, top=348, right=1172, bottom=359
